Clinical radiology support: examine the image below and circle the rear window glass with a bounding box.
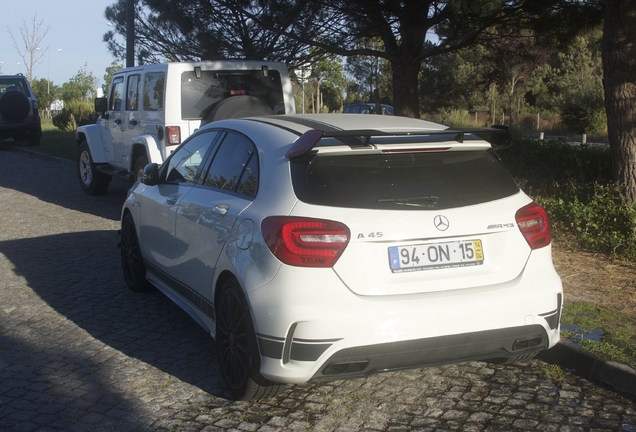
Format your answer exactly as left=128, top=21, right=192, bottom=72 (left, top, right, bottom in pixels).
left=143, top=72, right=164, bottom=111
left=0, top=79, right=29, bottom=96
left=181, top=70, right=285, bottom=120
left=291, top=149, right=519, bottom=210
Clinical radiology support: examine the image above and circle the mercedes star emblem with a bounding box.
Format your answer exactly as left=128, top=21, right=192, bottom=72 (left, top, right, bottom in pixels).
left=434, top=215, right=450, bottom=231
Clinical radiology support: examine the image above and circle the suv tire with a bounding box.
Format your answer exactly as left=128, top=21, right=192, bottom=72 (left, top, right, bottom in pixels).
left=27, top=129, right=41, bottom=147
left=0, top=90, right=30, bottom=121
left=133, top=155, right=149, bottom=183
left=78, top=141, right=111, bottom=195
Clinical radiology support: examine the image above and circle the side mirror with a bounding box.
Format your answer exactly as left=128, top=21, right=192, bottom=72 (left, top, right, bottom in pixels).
left=94, top=97, right=108, bottom=114
left=142, top=163, right=159, bottom=186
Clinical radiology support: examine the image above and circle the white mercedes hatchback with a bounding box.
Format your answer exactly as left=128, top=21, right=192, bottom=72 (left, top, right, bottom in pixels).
left=120, top=114, right=562, bottom=400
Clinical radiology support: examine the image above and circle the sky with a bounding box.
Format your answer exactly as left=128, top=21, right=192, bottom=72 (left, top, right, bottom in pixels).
left=0, top=0, right=120, bottom=89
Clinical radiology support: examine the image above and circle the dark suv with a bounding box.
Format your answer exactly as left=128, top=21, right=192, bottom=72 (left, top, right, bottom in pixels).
left=342, top=103, right=394, bottom=115
left=0, top=74, right=41, bottom=146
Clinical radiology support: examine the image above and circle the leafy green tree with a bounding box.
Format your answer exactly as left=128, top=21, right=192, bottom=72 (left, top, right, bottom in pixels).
left=60, top=65, right=99, bottom=102
left=103, top=0, right=602, bottom=118
left=313, top=55, right=347, bottom=112
left=345, top=39, right=393, bottom=106
left=419, top=44, right=490, bottom=115
left=103, top=0, right=314, bottom=64
left=30, top=77, right=60, bottom=113
left=103, top=60, right=124, bottom=97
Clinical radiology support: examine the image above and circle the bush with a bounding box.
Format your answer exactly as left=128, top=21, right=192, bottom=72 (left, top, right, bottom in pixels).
left=52, top=100, right=99, bottom=132
left=542, top=184, right=636, bottom=258
left=559, top=92, right=607, bottom=135
left=500, top=137, right=636, bottom=260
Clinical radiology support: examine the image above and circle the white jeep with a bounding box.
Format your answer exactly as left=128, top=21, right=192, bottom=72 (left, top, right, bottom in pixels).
left=75, top=60, right=295, bottom=195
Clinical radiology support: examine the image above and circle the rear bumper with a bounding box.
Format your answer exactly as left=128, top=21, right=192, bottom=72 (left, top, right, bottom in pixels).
left=312, top=324, right=548, bottom=381
left=238, top=243, right=562, bottom=384
left=0, top=120, right=41, bottom=138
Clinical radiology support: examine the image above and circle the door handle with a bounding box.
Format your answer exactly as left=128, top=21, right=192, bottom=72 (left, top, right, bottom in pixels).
left=166, top=195, right=180, bottom=205
left=130, top=119, right=138, bottom=126
left=212, top=204, right=229, bottom=216
left=114, top=119, right=122, bottom=125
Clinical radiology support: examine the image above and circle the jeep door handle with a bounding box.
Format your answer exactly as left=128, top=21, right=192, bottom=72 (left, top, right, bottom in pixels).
left=212, top=204, right=229, bottom=216
left=114, top=119, right=122, bottom=125
left=166, top=195, right=180, bottom=206
left=130, top=119, right=138, bottom=126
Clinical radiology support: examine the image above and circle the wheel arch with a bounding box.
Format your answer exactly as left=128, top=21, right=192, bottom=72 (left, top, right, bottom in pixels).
left=76, top=124, right=108, bottom=163
left=214, top=271, right=241, bottom=309
left=131, top=134, right=163, bottom=168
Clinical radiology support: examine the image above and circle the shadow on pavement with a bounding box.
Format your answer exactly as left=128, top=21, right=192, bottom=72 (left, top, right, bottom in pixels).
left=0, top=146, right=127, bottom=222
left=0, top=230, right=231, bottom=404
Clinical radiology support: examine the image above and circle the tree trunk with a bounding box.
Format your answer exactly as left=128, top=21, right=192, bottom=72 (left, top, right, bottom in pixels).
left=602, top=0, right=636, bottom=202
left=391, top=59, right=421, bottom=118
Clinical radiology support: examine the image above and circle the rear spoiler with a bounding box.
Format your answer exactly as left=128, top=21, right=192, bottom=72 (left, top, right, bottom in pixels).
left=285, top=125, right=511, bottom=159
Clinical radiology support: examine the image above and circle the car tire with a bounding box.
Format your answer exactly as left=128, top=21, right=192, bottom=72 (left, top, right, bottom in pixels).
left=133, top=154, right=149, bottom=184
left=120, top=212, right=153, bottom=292
left=77, top=141, right=111, bottom=195
left=0, top=90, right=30, bottom=121
left=27, top=129, right=41, bottom=147
left=216, top=278, right=285, bottom=400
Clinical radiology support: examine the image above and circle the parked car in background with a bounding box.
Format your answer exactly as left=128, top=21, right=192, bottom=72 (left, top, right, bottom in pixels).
left=120, top=114, right=562, bottom=400
left=0, top=73, right=41, bottom=146
left=75, top=60, right=295, bottom=195
left=343, top=103, right=394, bottom=115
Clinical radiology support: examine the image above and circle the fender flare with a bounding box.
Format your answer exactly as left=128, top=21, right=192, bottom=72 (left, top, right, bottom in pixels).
left=131, top=134, right=164, bottom=166
left=76, top=124, right=107, bottom=163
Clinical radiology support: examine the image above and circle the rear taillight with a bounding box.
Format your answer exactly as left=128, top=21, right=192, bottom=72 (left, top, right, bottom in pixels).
left=165, top=126, right=181, bottom=145
left=262, top=216, right=350, bottom=267
left=32, top=100, right=39, bottom=117
left=516, top=202, right=551, bottom=249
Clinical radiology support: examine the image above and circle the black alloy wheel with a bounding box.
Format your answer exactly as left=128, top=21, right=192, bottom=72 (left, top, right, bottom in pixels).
left=120, top=213, right=151, bottom=292
left=216, top=279, right=285, bottom=400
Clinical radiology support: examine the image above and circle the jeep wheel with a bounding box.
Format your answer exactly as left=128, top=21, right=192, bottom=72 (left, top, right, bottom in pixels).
left=133, top=155, right=149, bottom=184
left=0, top=90, right=30, bottom=122
left=78, top=141, right=111, bottom=195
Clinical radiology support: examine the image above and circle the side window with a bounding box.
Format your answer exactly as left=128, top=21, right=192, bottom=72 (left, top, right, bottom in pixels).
left=164, top=131, right=219, bottom=184
left=203, top=132, right=259, bottom=198
left=110, top=77, right=125, bottom=111
left=126, top=74, right=140, bottom=111
left=143, top=72, right=164, bottom=111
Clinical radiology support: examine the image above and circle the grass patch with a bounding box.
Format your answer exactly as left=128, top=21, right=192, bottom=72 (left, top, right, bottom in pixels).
left=540, top=363, right=567, bottom=386
left=561, top=301, right=636, bottom=365
left=23, top=119, right=76, bottom=161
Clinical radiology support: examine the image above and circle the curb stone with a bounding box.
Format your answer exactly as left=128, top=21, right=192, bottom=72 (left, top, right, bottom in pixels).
left=10, top=145, right=636, bottom=401
left=538, top=341, right=636, bottom=398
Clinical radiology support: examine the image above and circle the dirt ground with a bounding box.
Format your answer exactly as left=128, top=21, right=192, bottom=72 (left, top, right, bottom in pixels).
left=552, top=242, right=636, bottom=317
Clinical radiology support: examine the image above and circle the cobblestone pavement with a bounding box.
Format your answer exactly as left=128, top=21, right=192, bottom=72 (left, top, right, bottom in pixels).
left=1, top=148, right=635, bottom=432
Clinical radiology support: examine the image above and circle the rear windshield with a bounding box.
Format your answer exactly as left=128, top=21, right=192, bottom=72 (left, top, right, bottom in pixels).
left=181, top=70, right=285, bottom=120
left=0, top=79, right=30, bottom=96
left=291, top=149, right=519, bottom=210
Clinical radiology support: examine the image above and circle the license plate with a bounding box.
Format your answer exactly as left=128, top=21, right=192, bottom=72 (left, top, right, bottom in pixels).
left=388, top=239, right=484, bottom=273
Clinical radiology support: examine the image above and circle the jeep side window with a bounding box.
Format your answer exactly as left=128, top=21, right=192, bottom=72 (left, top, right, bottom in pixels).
left=126, top=75, right=140, bottom=111
left=143, top=72, right=164, bottom=111
left=110, top=77, right=125, bottom=111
